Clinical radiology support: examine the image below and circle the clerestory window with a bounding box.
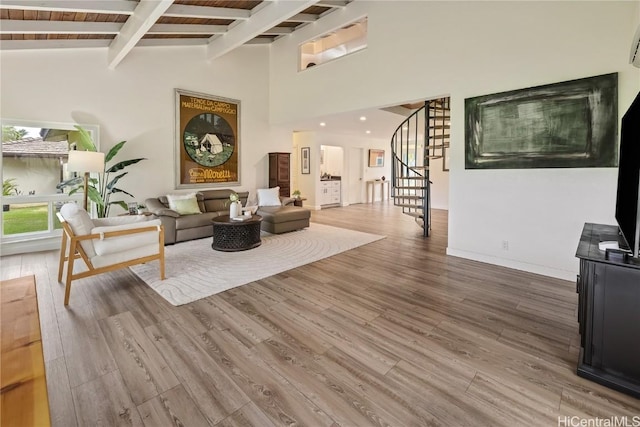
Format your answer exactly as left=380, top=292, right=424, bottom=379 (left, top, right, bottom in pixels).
left=299, top=17, right=367, bottom=71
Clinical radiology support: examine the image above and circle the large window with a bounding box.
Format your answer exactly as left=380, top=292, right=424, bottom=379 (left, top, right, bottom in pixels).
left=299, top=17, right=367, bottom=70
left=1, top=120, right=98, bottom=253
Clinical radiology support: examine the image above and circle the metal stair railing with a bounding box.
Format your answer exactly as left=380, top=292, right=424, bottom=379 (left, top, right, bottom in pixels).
left=390, top=97, right=450, bottom=237
left=390, top=101, right=430, bottom=236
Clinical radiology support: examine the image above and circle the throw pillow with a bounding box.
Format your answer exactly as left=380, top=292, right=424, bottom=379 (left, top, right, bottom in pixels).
left=257, top=187, right=281, bottom=207
left=171, top=197, right=202, bottom=215
left=166, top=193, right=202, bottom=215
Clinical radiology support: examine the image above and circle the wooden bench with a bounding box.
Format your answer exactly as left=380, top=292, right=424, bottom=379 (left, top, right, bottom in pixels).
left=1, top=275, right=51, bottom=426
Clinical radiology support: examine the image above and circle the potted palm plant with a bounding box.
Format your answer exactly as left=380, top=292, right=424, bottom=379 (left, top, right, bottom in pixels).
left=57, top=126, right=146, bottom=218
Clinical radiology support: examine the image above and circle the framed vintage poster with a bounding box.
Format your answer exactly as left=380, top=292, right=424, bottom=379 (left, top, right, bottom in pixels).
left=368, top=149, right=384, bottom=167
left=175, top=89, right=240, bottom=188
left=301, top=147, right=310, bottom=174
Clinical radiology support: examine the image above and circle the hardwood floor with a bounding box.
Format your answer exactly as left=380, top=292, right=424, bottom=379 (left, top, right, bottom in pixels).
left=2, top=203, right=639, bottom=426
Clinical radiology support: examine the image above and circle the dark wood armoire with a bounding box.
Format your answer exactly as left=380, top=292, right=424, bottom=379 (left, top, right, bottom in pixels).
left=268, top=152, right=290, bottom=197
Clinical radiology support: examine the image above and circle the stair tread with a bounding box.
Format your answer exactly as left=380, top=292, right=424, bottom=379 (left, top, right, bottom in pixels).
left=393, top=187, right=428, bottom=190
left=404, top=211, right=424, bottom=218
left=395, top=203, right=425, bottom=208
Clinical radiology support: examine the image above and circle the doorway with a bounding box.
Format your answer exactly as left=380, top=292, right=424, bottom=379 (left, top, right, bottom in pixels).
left=348, top=147, right=364, bottom=204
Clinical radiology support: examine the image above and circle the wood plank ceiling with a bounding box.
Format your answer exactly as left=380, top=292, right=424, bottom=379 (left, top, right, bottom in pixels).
left=0, top=0, right=350, bottom=68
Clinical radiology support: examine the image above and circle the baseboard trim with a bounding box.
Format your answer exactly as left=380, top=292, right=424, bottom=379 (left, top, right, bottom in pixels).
left=446, top=248, right=575, bottom=281
left=1, top=237, right=60, bottom=256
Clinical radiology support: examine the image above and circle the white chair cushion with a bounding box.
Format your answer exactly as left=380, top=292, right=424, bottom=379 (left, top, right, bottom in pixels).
left=59, top=203, right=96, bottom=257
left=257, top=187, right=282, bottom=207
left=91, top=219, right=161, bottom=257
left=91, top=244, right=159, bottom=269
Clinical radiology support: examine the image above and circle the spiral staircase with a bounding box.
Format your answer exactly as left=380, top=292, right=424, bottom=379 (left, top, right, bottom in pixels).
left=390, top=97, right=450, bottom=236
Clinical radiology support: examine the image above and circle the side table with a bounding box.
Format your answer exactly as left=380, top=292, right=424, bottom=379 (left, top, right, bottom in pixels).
left=366, top=180, right=390, bottom=203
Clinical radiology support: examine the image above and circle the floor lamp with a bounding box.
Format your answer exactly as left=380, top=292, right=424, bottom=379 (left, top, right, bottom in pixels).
left=67, top=150, right=105, bottom=211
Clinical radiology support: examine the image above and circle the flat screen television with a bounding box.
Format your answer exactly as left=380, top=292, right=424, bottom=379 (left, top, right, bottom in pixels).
left=615, top=90, right=640, bottom=258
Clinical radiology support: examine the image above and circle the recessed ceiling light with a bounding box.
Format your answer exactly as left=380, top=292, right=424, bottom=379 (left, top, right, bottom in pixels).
left=320, top=122, right=326, bottom=127
left=360, top=116, right=367, bottom=121
left=366, top=130, right=371, bottom=134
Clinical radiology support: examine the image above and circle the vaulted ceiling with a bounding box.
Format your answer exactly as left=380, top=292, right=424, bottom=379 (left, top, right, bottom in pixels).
left=0, top=0, right=350, bottom=68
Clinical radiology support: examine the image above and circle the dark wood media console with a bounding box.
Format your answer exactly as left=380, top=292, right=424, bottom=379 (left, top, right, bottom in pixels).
left=575, top=223, right=640, bottom=398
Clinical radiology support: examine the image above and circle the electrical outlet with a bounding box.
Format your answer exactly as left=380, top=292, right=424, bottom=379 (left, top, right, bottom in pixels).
left=502, top=240, right=509, bottom=251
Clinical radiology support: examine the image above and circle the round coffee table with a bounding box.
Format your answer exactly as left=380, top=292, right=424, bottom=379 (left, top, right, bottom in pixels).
left=211, top=214, right=262, bottom=252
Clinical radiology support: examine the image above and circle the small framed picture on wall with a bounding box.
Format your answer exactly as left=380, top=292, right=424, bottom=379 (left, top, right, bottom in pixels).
left=301, top=147, right=310, bottom=174
left=368, top=149, right=384, bottom=167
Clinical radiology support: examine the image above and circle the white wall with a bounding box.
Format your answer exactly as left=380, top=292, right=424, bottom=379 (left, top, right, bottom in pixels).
left=0, top=45, right=289, bottom=212
left=1, top=1, right=637, bottom=276
left=270, top=1, right=640, bottom=279
left=318, top=133, right=390, bottom=206
left=427, top=155, right=449, bottom=210
left=320, top=145, right=343, bottom=177
left=292, top=132, right=319, bottom=207
left=3, top=158, right=61, bottom=196
left=292, top=131, right=392, bottom=209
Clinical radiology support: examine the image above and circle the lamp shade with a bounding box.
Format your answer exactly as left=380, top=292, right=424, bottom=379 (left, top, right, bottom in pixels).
left=67, top=150, right=104, bottom=173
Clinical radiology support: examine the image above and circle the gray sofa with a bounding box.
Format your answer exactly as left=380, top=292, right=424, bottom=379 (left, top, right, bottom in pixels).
left=145, top=189, right=310, bottom=244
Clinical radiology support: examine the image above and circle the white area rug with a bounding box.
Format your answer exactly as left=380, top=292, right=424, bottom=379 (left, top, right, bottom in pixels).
left=129, top=223, right=384, bottom=306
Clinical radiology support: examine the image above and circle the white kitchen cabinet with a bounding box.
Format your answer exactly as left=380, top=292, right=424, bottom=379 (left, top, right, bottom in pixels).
left=319, top=180, right=341, bottom=206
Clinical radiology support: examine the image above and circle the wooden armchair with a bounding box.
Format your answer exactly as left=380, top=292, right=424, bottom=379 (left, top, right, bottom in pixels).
left=57, top=203, right=165, bottom=306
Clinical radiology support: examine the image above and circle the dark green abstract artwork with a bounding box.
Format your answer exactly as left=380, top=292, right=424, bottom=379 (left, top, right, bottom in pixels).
left=465, top=73, right=618, bottom=169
